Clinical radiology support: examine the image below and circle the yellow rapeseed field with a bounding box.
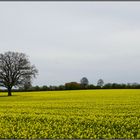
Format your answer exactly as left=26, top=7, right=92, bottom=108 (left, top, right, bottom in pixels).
left=0, top=89, right=140, bottom=139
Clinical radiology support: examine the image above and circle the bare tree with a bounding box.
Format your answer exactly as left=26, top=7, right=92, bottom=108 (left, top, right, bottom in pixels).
left=97, top=79, right=104, bottom=87
left=0, top=51, right=38, bottom=96
left=80, top=77, right=89, bottom=88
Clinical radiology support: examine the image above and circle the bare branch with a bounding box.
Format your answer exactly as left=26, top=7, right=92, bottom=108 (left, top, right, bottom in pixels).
left=0, top=51, right=38, bottom=96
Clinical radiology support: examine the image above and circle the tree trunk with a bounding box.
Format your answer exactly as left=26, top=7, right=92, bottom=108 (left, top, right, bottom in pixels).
left=8, top=87, right=12, bottom=96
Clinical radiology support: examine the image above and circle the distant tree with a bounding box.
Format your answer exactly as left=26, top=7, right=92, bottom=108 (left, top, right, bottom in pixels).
left=33, top=86, right=40, bottom=91
left=131, top=83, right=140, bottom=89
left=103, top=83, right=129, bottom=89
left=58, top=85, right=65, bottom=90
left=120, top=84, right=126, bottom=89
left=21, top=77, right=32, bottom=91
left=87, top=84, right=96, bottom=89
left=103, top=83, right=113, bottom=89
left=0, top=51, right=38, bottom=96
left=80, top=77, right=89, bottom=88
left=113, top=83, right=125, bottom=89
left=49, top=86, right=57, bottom=90
left=65, top=82, right=80, bottom=90
left=97, top=79, right=104, bottom=88
left=42, top=85, right=48, bottom=91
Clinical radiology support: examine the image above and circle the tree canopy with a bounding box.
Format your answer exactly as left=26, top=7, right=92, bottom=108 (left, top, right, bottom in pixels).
left=97, top=79, right=104, bottom=87
left=80, top=77, right=89, bottom=88
left=0, top=51, right=38, bottom=96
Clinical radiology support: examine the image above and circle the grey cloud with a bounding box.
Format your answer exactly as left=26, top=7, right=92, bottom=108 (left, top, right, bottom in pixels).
left=0, top=2, right=140, bottom=86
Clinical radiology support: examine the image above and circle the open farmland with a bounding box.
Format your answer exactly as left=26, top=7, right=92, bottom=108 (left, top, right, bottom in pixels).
left=0, top=89, right=140, bottom=139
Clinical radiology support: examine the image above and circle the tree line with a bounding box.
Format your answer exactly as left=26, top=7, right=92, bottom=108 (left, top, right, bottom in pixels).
left=19, top=79, right=140, bottom=91
left=3, top=78, right=140, bottom=92
left=0, top=51, right=140, bottom=96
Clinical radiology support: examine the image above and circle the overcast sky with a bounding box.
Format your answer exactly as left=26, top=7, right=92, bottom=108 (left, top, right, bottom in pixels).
left=0, top=2, right=140, bottom=86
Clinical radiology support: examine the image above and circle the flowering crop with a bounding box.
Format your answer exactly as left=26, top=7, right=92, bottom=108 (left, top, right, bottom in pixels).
left=0, top=89, right=140, bottom=139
